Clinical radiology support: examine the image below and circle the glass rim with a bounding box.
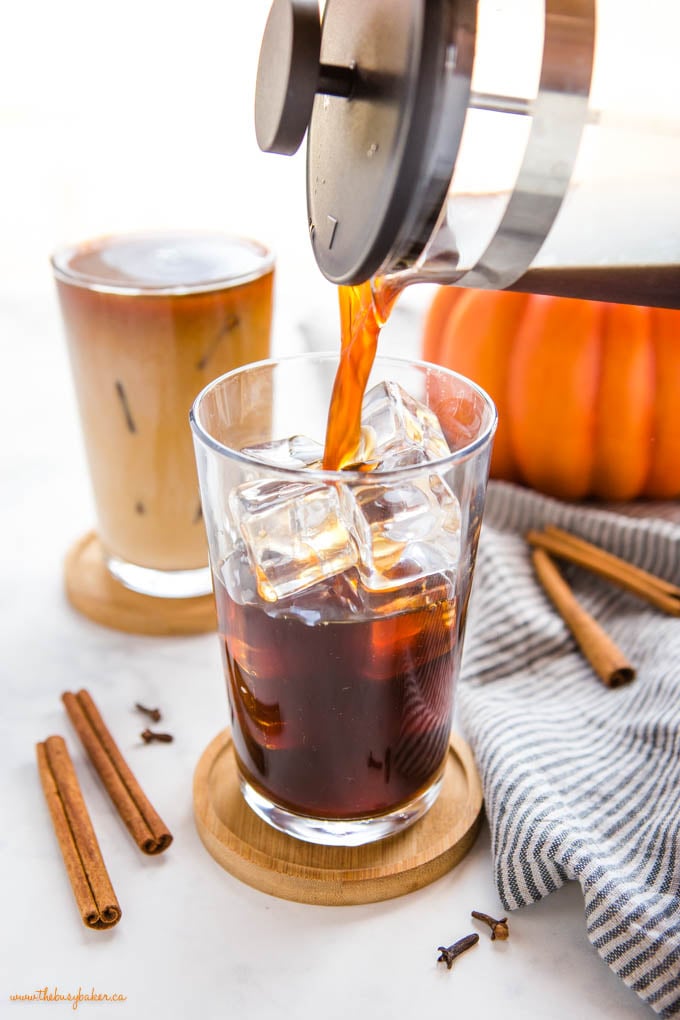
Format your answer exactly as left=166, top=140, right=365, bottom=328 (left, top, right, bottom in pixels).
left=50, top=229, right=275, bottom=296
left=189, top=351, right=498, bottom=481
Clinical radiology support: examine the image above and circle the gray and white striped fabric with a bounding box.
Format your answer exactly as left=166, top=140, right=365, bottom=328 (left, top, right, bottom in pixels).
left=459, top=482, right=680, bottom=1017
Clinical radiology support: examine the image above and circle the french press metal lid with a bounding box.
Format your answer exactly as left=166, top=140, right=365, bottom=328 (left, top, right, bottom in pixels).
left=255, top=1, right=680, bottom=308
left=255, top=0, right=478, bottom=285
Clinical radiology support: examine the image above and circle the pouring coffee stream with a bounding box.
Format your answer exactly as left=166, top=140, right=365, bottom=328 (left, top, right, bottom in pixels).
left=255, top=0, right=680, bottom=464
left=322, top=279, right=401, bottom=470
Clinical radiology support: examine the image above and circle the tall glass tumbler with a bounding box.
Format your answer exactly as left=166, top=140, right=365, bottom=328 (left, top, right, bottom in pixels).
left=53, top=231, right=274, bottom=600
left=191, top=355, right=496, bottom=845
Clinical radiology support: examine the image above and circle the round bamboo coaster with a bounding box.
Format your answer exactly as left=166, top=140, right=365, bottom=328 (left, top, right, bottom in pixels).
left=64, top=531, right=216, bottom=636
left=193, top=730, right=483, bottom=905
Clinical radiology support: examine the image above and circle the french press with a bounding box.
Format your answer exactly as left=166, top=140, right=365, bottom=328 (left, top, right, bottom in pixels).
left=255, top=0, right=680, bottom=308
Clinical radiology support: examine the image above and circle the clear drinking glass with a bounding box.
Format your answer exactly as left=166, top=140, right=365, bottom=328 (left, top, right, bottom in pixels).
left=191, top=354, right=496, bottom=845
left=52, top=231, right=274, bottom=599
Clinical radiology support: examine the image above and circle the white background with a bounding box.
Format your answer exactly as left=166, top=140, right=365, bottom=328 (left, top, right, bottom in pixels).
left=0, top=1, right=331, bottom=319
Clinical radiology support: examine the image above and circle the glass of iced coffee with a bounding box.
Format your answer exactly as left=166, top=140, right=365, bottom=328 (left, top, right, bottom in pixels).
left=52, top=231, right=274, bottom=601
left=191, top=354, right=496, bottom=845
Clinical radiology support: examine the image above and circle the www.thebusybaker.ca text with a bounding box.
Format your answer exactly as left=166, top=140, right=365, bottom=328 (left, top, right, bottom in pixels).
left=9, top=986, right=127, bottom=1010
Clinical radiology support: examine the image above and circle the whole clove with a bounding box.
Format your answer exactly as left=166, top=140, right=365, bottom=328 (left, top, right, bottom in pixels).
left=140, top=729, right=173, bottom=744
left=436, top=933, right=479, bottom=969
left=195, top=314, right=240, bottom=370
left=135, top=703, right=162, bottom=723
left=115, top=380, right=137, bottom=434
left=471, top=910, right=510, bottom=941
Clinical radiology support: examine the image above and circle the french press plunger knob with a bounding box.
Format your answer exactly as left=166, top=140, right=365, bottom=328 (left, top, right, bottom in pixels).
left=254, top=0, right=355, bottom=156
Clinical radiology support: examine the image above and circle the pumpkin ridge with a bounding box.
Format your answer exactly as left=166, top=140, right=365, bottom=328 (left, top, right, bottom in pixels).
left=643, top=310, right=680, bottom=498
left=587, top=302, right=607, bottom=498
left=438, top=289, right=527, bottom=480
left=508, top=295, right=601, bottom=500
left=641, top=314, right=659, bottom=496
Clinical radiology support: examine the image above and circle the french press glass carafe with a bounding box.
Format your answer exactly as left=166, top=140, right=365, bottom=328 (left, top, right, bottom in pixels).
left=255, top=0, right=680, bottom=308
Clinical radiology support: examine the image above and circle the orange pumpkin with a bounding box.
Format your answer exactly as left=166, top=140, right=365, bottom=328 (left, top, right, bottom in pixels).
left=422, top=288, right=680, bottom=501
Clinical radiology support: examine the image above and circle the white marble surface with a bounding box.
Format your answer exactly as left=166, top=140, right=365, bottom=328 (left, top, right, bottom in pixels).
left=1, top=282, right=654, bottom=1020
left=0, top=2, right=654, bottom=1015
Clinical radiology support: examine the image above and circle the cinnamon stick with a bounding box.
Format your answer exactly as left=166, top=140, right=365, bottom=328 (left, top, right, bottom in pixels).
left=531, top=547, right=636, bottom=688
left=36, top=736, right=121, bottom=929
left=527, top=526, right=680, bottom=616
left=62, top=690, right=172, bottom=854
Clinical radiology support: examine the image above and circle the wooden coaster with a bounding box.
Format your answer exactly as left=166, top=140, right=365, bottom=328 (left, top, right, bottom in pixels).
left=64, top=531, right=216, bottom=636
left=193, top=730, right=483, bottom=905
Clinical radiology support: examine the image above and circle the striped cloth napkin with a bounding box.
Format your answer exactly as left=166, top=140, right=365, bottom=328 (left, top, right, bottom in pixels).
left=459, top=482, right=680, bottom=1017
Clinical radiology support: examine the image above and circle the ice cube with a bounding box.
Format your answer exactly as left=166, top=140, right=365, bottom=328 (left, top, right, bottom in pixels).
left=222, top=541, right=366, bottom=623
left=263, top=569, right=366, bottom=625
left=343, top=472, right=461, bottom=590
left=361, top=380, right=451, bottom=468
left=358, top=569, right=456, bottom=618
left=229, top=478, right=357, bottom=602
left=240, top=435, right=324, bottom=470
left=231, top=381, right=458, bottom=603
left=221, top=542, right=260, bottom=606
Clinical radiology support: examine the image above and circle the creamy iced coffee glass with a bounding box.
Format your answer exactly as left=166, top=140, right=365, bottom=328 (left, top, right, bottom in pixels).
left=53, top=231, right=274, bottom=598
